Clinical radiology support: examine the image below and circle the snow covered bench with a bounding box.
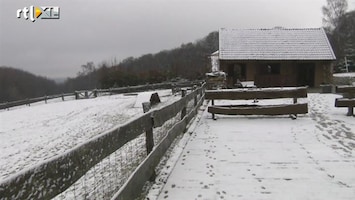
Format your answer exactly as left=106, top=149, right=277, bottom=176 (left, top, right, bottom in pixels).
left=335, top=86, right=355, bottom=116
left=205, top=87, right=308, bottom=119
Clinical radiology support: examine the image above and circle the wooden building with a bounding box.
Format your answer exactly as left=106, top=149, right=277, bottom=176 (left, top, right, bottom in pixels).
left=216, top=28, right=336, bottom=88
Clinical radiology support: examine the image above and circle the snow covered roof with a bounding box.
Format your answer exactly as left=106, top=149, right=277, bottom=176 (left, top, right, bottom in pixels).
left=219, top=27, right=336, bottom=61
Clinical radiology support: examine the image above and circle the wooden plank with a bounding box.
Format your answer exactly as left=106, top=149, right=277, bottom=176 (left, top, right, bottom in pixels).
left=336, top=86, right=355, bottom=94
left=205, top=87, right=307, bottom=100
left=208, top=103, right=308, bottom=115
left=335, top=98, right=355, bottom=107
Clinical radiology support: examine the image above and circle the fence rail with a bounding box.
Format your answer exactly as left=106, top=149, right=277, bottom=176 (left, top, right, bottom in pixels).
left=0, top=82, right=206, bottom=200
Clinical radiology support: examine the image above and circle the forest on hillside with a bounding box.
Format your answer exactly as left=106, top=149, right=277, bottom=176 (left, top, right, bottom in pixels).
left=0, top=67, right=59, bottom=102
left=0, top=31, right=218, bottom=103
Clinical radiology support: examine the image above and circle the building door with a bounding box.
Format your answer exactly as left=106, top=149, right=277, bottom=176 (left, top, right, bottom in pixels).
left=227, top=64, right=246, bottom=88
left=297, top=63, right=315, bottom=87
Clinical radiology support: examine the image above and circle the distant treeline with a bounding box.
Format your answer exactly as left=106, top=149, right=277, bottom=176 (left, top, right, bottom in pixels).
left=0, top=67, right=60, bottom=103
left=0, top=31, right=218, bottom=103
left=71, top=31, right=219, bottom=89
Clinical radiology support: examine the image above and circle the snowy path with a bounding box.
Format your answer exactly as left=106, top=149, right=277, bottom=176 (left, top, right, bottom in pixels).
left=0, top=90, right=177, bottom=181
left=150, top=93, right=355, bottom=200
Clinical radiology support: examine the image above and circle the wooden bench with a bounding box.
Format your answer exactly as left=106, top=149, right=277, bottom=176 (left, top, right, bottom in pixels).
left=335, top=86, right=355, bottom=116
left=205, top=87, right=308, bottom=119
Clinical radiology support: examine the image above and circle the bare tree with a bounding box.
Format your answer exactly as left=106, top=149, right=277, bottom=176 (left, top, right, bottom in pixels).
left=78, top=62, right=95, bottom=76
left=322, top=0, right=348, bottom=33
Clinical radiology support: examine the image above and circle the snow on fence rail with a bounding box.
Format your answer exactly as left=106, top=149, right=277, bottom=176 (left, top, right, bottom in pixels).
left=0, top=83, right=206, bottom=200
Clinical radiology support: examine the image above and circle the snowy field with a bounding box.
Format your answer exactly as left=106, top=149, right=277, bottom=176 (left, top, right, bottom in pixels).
left=147, top=93, right=355, bottom=200
left=0, top=90, right=179, bottom=181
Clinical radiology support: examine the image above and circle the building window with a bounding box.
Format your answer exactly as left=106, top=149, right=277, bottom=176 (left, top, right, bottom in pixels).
left=265, top=63, right=280, bottom=74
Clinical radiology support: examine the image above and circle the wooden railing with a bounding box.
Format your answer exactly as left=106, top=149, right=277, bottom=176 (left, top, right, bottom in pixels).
left=0, top=93, right=75, bottom=110
left=335, top=85, right=355, bottom=116
left=0, top=83, right=206, bottom=200
left=205, top=87, right=308, bottom=119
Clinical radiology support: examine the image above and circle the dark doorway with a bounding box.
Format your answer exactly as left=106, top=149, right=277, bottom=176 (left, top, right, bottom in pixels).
left=297, top=63, right=315, bottom=87
left=227, top=64, right=246, bottom=88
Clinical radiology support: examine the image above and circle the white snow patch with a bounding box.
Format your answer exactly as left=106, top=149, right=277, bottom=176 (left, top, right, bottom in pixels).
left=333, top=72, right=355, bottom=77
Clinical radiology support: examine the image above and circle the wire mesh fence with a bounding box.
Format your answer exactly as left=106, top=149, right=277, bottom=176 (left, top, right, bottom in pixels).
left=0, top=83, right=205, bottom=200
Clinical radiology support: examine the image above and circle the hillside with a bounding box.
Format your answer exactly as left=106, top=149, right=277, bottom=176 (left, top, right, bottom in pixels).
left=81, top=31, right=219, bottom=89
left=0, top=67, right=59, bottom=103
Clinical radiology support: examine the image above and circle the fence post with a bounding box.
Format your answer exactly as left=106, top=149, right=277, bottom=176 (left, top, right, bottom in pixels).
left=142, top=102, right=156, bottom=181
left=61, top=94, right=64, bottom=101
left=181, top=89, right=187, bottom=120
left=211, top=99, right=216, bottom=120
left=75, top=91, right=79, bottom=100
left=85, top=91, right=89, bottom=99
left=93, top=89, right=98, bottom=98
left=142, top=102, right=153, bottom=154
left=45, top=96, right=47, bottom=104
left=347, top=107, right=354, bottom=116
left=193, top=86, right=198, bottom=107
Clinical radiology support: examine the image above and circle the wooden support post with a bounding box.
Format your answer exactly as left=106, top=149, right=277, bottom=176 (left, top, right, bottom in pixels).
left=93, top=90, right=98, bottom=98
left=45, top=96, right=47, bottom=104
left=75, top=91, right=79, bottom=100
left=211, top=99, right=215, bottom=120
left=85, top=91, right=89, bottom=99
left=181, top=89, right=187, bottom=120
left=142, top=102, right=154, bottom=154
left=194, top=94, right=197, bottom=107
left=61, top=94, right=64, bottom=101
left=292, top=98, right=298, bottom=119
left=347, top=107, right=354, bottom=116
left=145, top=119, right=154, bottom=155
left=142, top=102, right=156, bottom=181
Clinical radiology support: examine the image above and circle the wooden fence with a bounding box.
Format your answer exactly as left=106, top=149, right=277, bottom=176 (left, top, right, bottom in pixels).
left=0, top=83, right=206, bottom=200
left=0, top=93, right=74, bottom=110
left=0, top=81, right=202, bottom=110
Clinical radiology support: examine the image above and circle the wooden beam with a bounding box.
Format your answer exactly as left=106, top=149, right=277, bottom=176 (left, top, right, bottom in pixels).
left=335, top=98, right=355, bottom=107
left=205, top=87, right=307, bottom=100
left=208, top=103, right=308, bottom=115
left=336, top=86, right=355, bottom=94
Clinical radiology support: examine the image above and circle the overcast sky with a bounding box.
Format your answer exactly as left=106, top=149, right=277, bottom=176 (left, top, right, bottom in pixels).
left=1, top=0, right=355, bottom=79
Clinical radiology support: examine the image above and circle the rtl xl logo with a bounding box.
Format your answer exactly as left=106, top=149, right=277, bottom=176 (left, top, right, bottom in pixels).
left=16, top=6, right=60, bottom=22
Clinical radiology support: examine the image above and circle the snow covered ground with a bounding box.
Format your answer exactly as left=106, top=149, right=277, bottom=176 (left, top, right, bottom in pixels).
left=0, top=90, right=178, bottom=181
left=147, top=93, right=355, bottom=200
